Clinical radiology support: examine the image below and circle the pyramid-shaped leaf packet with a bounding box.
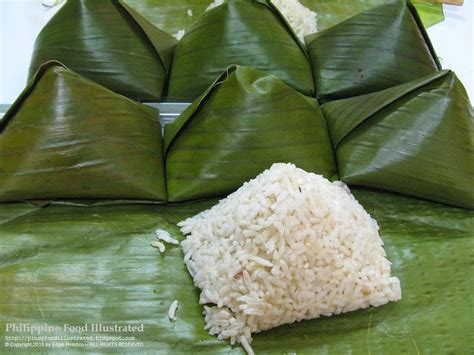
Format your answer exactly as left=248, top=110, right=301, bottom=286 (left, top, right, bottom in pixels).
left=322, top=70, right=474, bottom=209
left=306, top=0, right=440, bottom=101
left=29, top=0, right=177, bottom=101
left=0, top=62, right=167, bottom=201
left=165, top=66, right=337, bottom=202
left=167, top=0, right=314, bottom=100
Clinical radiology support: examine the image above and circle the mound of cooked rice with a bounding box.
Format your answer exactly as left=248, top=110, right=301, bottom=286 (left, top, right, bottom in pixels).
left=179, top=163, right=401, bottom=353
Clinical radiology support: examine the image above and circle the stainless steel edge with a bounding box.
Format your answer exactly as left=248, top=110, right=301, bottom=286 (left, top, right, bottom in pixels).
left=0, top=102, right=190, bottom=125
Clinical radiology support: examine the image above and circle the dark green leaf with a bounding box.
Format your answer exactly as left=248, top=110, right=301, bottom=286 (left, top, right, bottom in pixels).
left=302, top=0, right=394, bottom=31
left=120, top=0, right=444, bottom=38
left=306, top=0, right=440, bottom=101
left=121, top=0, right=212, bottom=36
left=29, top=0, right=177, bottom=101
left=322, top=70, right=474, bottom=209
left=165, top=66, right=337, bottom=202
left=167, top=0, right=314, bottom=100
left=0, top=62, right=167, bottom=201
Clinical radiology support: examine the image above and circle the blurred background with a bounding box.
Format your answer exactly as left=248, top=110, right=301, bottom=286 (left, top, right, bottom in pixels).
left=0, top=0, right=472, bottom=104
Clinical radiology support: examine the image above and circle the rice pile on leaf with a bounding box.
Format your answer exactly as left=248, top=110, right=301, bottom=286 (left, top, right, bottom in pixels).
left=179, top=163, right=401, bottom=354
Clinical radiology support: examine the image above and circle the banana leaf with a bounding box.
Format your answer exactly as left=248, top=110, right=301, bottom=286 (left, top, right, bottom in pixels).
left=0, top=62, right=167, bottom=202
left=29, top=0, right=177, bottom=102
left=411, top=1, right=445, bottom=27
left=322, top=70, right=474, bottom=209
left=121, top=0, right=213, bottom=37
left=0, top=188, right=472, bottom=353
left=300, top=0, right=444, bottom=31
left=167, top=0, right=315, bottom=100
left=306, top=0, right=440, bottom=101
left=121, top=0, right=444, bottom=38
left=164, top=66, right=337, bottom=202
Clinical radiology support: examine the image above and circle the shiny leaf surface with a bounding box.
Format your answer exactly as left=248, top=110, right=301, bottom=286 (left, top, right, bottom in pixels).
left=306, top=0, right=440, bottom=101
left=121, top=0, right=212, bottom=37
left=121, top=0, right=444, bottom=37
left=167, top=0, right=314, bottom=100
left=300, top=0, right=444, bottom=31
left=0, top=62, right=167, bottom=201
left=412, top=1, right=445, bottom=28
left=29, top=0, right=177, bottom=101
left=0, top=189, right=472, bottom=353
left=165, top=66, right=337, bottom=202
left=322, top=70, right=474, bottom=209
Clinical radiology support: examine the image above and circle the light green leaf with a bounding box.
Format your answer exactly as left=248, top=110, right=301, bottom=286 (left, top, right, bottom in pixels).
left=0, top=189, right=472, bottom=353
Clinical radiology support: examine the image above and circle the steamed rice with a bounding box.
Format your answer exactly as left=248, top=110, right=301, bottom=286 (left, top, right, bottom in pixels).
left=168, top=300, right=179, bottom=322
left=179, top=163, right=401, bottom=352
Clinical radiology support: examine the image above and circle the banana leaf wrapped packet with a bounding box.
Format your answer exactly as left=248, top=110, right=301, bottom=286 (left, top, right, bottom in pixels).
left=167, top=0, right=314, bottom=100
left=165, top=65, right=337, bottom=202
left=322, top=70, right=474, bottom=209
left=0, top=62, right=167, bottom=201
left=29, top=0, right=177, bottom=101
left=306, top=0, right=440, bottom=101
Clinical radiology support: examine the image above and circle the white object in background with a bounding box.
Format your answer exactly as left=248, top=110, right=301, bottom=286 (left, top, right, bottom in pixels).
left=427, top=1, right=474, bottom=102
left=0, top=1, right=472, bottom=103
left=0, top=0, right=63, bottom=104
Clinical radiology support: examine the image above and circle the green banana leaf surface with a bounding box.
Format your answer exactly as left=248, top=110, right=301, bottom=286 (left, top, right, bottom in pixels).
left=167, top=0, right=314, bottom=100
left=322, top=70, right=474, bottom=209
left=29, top=0, right=177, bottom=101
left=165, top=66, right=337, bottom=202
left=0, top=188, right=472, bottom=353
left=121, top=0, right=213, bottom=37
left=0, top=62, right=167, bottom=202
left=122, top=0, right=444, bottom=37
left=300, top=0, right=444, bottom=31
left=306, top=0, right=440, bottom=101
left=411, top=1, right=445, bottom=28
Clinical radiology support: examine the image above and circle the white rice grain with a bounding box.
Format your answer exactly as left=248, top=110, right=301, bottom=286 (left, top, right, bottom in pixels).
left=240, top=335, right=255, bottom=355
left=150, top=240, right=166, bottom=253
left=156, top=229, right=179, bottom=245
left=168, top=300, right=179, bottom=322
left=173, top=29, right=186, bottom=41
